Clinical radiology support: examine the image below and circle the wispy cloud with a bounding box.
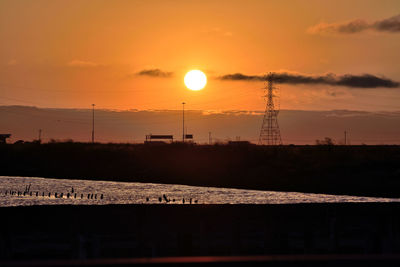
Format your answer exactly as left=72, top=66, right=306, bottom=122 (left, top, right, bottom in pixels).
left=308, top=14, right=400, bottom=34
left=67, top=60, right=99, bottom=67
left=218, top=72, right=400, bottom=88
left=136, top=69, right=173, bottom=78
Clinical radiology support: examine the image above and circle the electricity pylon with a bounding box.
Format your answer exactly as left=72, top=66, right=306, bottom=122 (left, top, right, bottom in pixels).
left=258, top=73, right=282, bottom=145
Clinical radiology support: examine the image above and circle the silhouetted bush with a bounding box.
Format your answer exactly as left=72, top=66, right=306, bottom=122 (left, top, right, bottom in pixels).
left=315, top=137, right=335, bottom=145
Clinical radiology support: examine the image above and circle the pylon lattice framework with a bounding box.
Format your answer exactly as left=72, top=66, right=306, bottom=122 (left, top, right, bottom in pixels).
left=258, top=73, right=282, bottom=145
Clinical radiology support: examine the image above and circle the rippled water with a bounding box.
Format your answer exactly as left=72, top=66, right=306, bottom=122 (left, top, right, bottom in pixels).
left=0, top=175, right=399, bottom=206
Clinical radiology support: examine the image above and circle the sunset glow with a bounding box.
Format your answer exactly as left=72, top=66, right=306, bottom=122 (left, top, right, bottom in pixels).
left=184, top=70, right=207, bottom=91
left=0, top=1, right=398, bottom=111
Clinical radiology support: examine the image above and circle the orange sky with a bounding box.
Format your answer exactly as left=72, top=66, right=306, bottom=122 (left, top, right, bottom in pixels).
left=1, top=0, right=400, bottom=111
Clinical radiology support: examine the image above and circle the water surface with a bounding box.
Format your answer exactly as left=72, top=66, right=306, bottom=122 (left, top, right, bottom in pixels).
left=0, top=176, right=398, bottom=206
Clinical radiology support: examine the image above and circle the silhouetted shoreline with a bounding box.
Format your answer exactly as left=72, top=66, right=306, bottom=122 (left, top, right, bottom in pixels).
left=0, top=142, right=399, bottom=198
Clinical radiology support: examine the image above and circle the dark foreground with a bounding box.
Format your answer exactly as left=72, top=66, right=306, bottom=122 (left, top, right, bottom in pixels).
left=1, top=203, right=400, bottom=266
left=1, top=142, right=400, bottom=198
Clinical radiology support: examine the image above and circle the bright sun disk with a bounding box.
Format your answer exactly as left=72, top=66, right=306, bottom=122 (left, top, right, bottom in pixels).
left=184, top=70, right=207, bottom=91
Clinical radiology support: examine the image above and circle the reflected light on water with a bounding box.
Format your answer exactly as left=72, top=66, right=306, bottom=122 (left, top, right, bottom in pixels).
left=0, top=176, right=398, bottom=206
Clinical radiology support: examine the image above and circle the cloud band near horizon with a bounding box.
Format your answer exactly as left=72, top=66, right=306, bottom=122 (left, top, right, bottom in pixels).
left=219, top=72, right=400, bottom=88
left=134, top=68, right=399, bottom=88
left=137, top=68, right=173, bottom=78
left=308, top=14, right=400, bottom=34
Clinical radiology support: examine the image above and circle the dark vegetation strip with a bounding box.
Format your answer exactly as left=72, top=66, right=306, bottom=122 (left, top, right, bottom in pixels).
left=0, top=142, right=399, bottom=198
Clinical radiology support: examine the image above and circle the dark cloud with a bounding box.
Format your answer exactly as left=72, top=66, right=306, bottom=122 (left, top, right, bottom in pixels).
left=338, top=19, right=370, bottom=33
left=219, top=72, right=400, bottom=88
left=335, top=74, right=399, bottom=88
left=308, top=14, right=400, bottom=34
left=137, top=69, right=173, bottom=78
left=373, top=14, right=400, bottom=32
left=219, top=73, right=262, bottom=81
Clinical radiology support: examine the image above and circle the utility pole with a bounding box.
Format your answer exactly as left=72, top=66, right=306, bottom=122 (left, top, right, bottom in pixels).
left=344, top=130, right=347, bottom=145
left=92, top=104, right=95, bottom=143
left=209, top=132, right=212, bottom=145
left=182, top=102, right=185, bottom=142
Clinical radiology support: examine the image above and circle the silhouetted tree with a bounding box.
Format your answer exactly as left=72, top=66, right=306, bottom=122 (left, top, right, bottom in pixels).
left=315, top=137, right=335, bottom=145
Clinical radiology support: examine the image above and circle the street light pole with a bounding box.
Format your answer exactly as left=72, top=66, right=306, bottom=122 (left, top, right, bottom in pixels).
left=92, top=104, right=95, bottom=143
left=182, top=102, right=185, bottom=142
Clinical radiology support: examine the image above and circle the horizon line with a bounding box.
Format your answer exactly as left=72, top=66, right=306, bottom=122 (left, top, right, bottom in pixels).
left=1, top=105, right=400, bottom=114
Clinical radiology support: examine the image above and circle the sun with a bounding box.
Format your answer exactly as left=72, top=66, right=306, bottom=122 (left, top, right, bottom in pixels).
left=184, top=70, right=207, bottom=91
